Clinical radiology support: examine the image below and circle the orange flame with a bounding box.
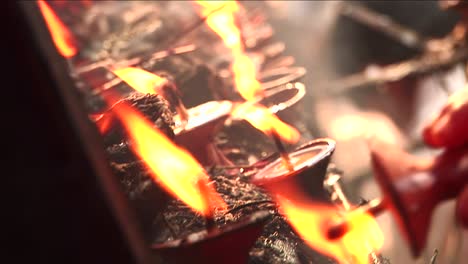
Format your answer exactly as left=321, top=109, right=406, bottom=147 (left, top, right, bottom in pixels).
left=231, top=103, right=300, bottom=143
left=112, top=67, right=167, bottom=94
left=278, top=197, right=384, bottom=264
left=90, top=113, right=114, bottom=135
left=37, top=0, right=77, bottom=58
left=269, top=181, right=383, bottom=264
left=109, top=99, right=226, bottom=215
left=194, top=1, right=263, bottom=101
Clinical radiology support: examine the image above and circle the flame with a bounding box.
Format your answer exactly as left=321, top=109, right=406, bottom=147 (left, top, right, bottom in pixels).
left=37, top=0, right=77, bottom=58
left=90, top=113, right=114, bottom=135
left=112, top=67, right=167, bottom=94
left=109, top=99, right=226, bottom=215
left=277, top=197, right=384, bottom=264
left=269, top=183, right=384, bottom=264
left=195, top=1, right=296, bottom=144
left=194, top=1, right=263, bottom=101
left=231, top=103, right=300, bottom=143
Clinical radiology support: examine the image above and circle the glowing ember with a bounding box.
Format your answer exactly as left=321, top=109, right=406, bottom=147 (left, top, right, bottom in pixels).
left=231, top=103, right=300, bottom=144
left=37, top=0, right=77, bottom=58
left=194, top=0, right=264, bottom=101
left=112, top=67, right=167, bottom=95
left=89, top=113, right=114, bottom=135
left=109, top=99, right=226, bottom=216
left=274, top=188, right=384, bottom=264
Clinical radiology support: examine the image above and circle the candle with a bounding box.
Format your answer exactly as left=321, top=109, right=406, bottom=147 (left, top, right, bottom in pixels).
left=252, top=138, right=336, bottom=201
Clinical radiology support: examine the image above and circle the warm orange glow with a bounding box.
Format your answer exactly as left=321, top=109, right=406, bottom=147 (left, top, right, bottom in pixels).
left=258, top=180, right=384, bottom=264
left=37, top=0, right=77, bottom=58
left=266, top=179, right=384, bottom=264
left=272, top=186, right=384, bottom=264
left=231, top=103, right=300, bottom=144
left=109, top=99, right=226, bottom=216
left=90, top=113, right=114, bottom=135
left=112, top=67, right=167, bottom=94
left=194, top=1, right=264, bottom=101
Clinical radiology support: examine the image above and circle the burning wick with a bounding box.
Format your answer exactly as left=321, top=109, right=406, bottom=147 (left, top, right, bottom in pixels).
left=160, top=82, right=190, bottom=126
left=102, top=95, right=227, bottom=218
left=230, top=102, right=300, bottom=169
left=197, top=179, right=217, bottom=232
left=271, top=130, right=294, bottom=172
left=326, top=198, right=386, bottom=240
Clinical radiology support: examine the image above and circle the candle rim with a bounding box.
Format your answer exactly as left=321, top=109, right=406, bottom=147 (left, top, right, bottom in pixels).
left=151, top=210, right=270, bottom=248
left=252, top=138, right=336, bottom=184
left=174, top=100, right=233, bottom=133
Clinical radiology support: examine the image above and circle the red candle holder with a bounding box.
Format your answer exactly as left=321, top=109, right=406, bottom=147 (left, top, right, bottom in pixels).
left=369, top=140, right=468, bottom=257
left=152, top=210, right=270, bottom=264
left=251, top=138, right=336, bottom=202
left=174, top=100, right=233, bottom=166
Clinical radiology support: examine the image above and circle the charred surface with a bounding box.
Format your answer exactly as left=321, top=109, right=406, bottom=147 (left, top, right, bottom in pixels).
left=151, top=168, right=338, bottom=264
left=56, top=1, right=348, bottom=263
left=102, top=92, right=175, bottom=243
left=103, top=93, right=175, bottom=146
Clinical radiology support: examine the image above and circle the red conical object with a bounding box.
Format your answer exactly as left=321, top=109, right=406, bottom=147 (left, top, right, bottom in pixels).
left=423, top=87, right=468, bottom=149
left=174, top=100, right=233, bottom=166
left=252, top=138, right=336, bottom=202
left=456, top=185, right=468, bottom=228
left=369, top=139, right=468, bottom=257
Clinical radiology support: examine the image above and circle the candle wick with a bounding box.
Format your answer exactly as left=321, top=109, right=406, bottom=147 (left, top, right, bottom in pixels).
left=197, top=179, right=217, bottom=233
left=161, top=82, right=190, bottom=125
left=271, top=130, right=294, bottom=172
